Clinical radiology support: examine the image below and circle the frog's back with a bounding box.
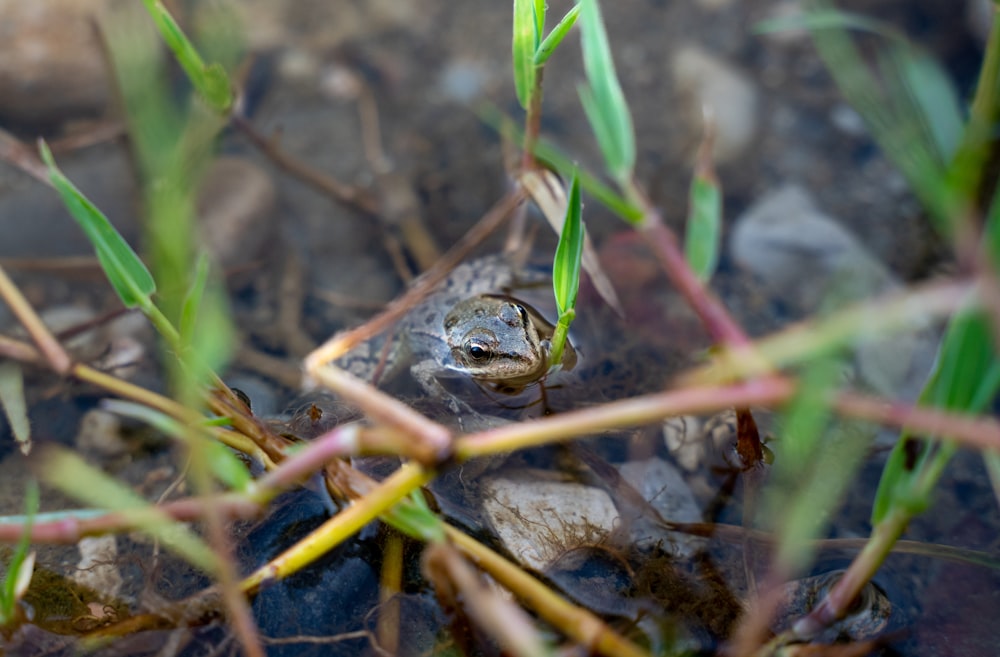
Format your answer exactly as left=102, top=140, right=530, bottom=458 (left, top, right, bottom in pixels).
left=337, top=255, right=548, bottom=385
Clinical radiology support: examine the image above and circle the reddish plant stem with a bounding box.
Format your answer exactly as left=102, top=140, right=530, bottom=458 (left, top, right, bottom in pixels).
left=634, top=198, right=754, bottom=347
left=834, top=390, right=1000, bottom=450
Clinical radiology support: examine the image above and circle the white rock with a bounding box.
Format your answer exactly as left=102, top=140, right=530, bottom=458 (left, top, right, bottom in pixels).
left=73, top=536, right=122, bottom=599
left=481, top=474, right=619, bottom=572
left=672, top=45, right=759, bottom=164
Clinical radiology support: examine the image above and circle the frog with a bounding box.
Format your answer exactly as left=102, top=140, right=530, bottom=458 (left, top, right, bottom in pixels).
left=335, top=255, right=575, bottom=411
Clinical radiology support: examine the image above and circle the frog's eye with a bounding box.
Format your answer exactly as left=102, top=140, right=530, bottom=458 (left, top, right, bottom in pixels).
left=464, top=339, right=493, bottom=362
left=513, top=303, right=529, bottom=326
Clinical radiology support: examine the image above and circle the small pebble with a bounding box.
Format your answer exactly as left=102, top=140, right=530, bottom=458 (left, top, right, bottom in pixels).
left=0, top=0, right=111, bottom=124
left=672, top=45, right=760, bottom=164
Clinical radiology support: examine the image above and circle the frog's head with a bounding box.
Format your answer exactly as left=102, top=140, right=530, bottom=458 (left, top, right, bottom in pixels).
left=443, top=295, right=549, bottom=387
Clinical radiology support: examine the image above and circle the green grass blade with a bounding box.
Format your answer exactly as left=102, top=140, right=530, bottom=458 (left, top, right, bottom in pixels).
left=0, top=362, right=30, bottom=455
left=513, top=0, right=540, bottom=109
left=894, top=45, right=963, bottom=162
left=102, top=399, right=250, bottom=492
left=139, top=0, right=232, bottom=111
left=578, top=0, right=635, bottom=183
left=684, top=153, right=722, bottom=282
left=553, top=170, right=584, bottom=316
left=41, top=447, right=220, bottom=573
left=0, top=480, right=38, bottom=623
left=549, top=171, right=583, bottom=369
left=803, top=0, right=958, bottom=232
left=754, top=8, right=904, bottom=41
left=382, top=490, right=446, bottom=544
left=535, top=4, right=581, bottom=67
left=39, top=141, right=156, bottom=310
left=872, top=305, right=1000, bottom=523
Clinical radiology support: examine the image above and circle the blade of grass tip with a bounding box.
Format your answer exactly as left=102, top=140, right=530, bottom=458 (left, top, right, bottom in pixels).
left=513, top=0, right=544, bottom=110
left=140, top=0, right=232, bottom=111
left=893, top=44, right=963, bottom=163
left=578, top=0, right=635, bottom=184
left=553, top=170, right=584, bottom=316
left=803, top=0, right=955, bottom=229
left=872, top=305, right=1000, bottom=523
left=534, top=4, right=581, bottom=67
left=39, top=446, right=220, bottom=573
left=550, top=170, right=583, bottom=367
left=102, top=399, right=251, bottom=493
left=0, top=362, right=30, bottom=455
left=382, top=490, right=446, bottom=544
left=38, top=141, right=156, bottom=311
left=179, top=253, right=235, bottom=377
left=1, top=480, right=38, bottom=622
left=753, top=7, right=903, bottom=41
left=684, top=121, right=722, bottom=282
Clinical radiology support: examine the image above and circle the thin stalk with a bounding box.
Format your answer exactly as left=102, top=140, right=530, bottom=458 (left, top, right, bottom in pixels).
left=446, top=526, right=649, bottom=657
left=0, top=265, right=72, bottom=374
left=793, top=507, right=910, bottom=638
left=521, top=67, right=545, bottom=172
left=239, top=463, right=432, bottom=595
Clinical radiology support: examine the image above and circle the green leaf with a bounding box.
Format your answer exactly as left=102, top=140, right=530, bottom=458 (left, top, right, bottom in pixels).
left=102, top=400, right=249, bottom=492
left=872, top=305, right=1000, bottom=523
left=578, top=0, right=635, bottom=183
left=0, top=480, right=38, bottom=624
left=553, top=170, right=584, bottom=315
left=535, top=4, right=581, bottom=67
left=41, top=447, right=219, bottom=572
left=513, top=0, right=540, bottom=110
left=802, top=1, right=957, bottom=232
left=893, top=45, right=963, bottom=162
left=0, top=362, right=30, bottom=455
left=141, top=0, right=232, bottom=111
left=754, top=8, right=903, bottom=40
left=684, top=172, right=722, bottom=282
left=382, top=490, right=445, bottom=544
left=40, top=141, right=156, bottom=310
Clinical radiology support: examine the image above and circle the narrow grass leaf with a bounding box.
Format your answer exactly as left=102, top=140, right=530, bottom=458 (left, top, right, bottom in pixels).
left=382, top=490, right=446, bottom=544
left=553, top=170, right=584, bottom=316
left=754, top=8, right=901, bottom=40
left=578, top=0, right=635, bottom=183
left=140, top=0, right=232, bottom=111
left=519, top=169, right=624, bottom=315
left=102, top=399, right=250, bottom=492
left=39, top=142, right=156, bottom=309
left=804, top=0, right=956, bottom=230
left=893, top=45, right=963, bottom=162
left=513, top=0, right=539, bottom=109
left=40, top=446, right=219, bottom=572
left=684, top=140, right=722, bottom=282
left=535, top=4, right=581, bottom=67
left=872, top=305, right=1000, bottom=523
left=180, top=253, right=211, bottom=341
left=0, top=362, right=30, bottom=455
left=0, top=480, right=37, bottom=623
